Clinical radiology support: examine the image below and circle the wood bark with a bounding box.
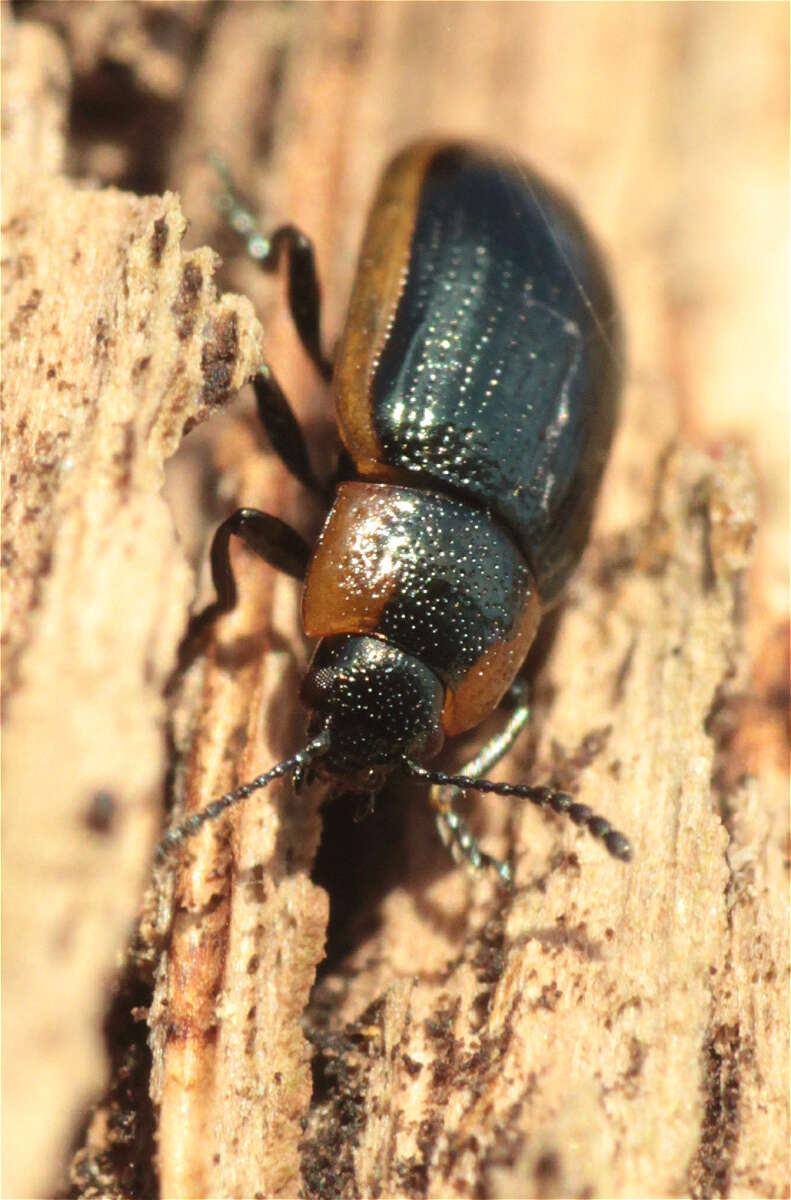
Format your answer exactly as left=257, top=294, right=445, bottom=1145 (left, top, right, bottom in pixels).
left=2, top=5, right=787, bottom=1199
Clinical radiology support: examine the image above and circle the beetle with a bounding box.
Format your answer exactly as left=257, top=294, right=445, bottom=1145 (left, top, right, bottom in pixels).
left=160, top=140, right=631, bottom=884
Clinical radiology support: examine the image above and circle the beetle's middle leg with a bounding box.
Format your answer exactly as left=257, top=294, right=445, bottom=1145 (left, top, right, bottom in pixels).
left=250, top=367, right=330, bottom=499
left=430, top=678, right=531, bottom=888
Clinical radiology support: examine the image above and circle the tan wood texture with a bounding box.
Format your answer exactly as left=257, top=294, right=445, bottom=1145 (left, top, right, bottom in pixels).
left=2, top=5, right=787, bottom=1198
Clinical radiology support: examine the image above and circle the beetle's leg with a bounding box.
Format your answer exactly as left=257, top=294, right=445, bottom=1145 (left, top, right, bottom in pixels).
left=430, top=679, right=531, bottom=888
left=252, top=366, right=329, bottom=499
left=187, top=507, right=311, bottom=641
left=210, top=151, right=332, bottom=381
left=449, top=678, right=531, bottom=784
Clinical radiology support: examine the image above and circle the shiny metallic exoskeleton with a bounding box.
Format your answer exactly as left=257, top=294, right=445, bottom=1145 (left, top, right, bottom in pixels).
left=161, top=141, right=630, bottom=883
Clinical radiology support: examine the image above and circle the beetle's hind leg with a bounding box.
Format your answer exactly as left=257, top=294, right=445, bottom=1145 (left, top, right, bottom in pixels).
left=209, top=151, right=332, bottom=381
left=209, top=154, right=333, bottom=498
left=431, top=679, right=531, bottom=888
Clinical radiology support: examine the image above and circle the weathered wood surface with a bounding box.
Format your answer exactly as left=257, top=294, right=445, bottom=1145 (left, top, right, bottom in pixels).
left=2, top=5, right=787, bottom=1199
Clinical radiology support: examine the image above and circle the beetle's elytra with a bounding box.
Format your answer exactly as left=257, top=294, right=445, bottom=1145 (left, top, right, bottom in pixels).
left=162, top=140, right=630, bottom=884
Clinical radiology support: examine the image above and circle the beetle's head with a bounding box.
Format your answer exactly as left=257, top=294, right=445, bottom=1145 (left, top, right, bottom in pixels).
left=299, top=635, right=445, bottom=788
left=158, top=636, right=631, bottom=882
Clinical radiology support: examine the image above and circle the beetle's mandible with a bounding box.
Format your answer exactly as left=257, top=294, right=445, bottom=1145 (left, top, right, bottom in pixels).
left=161, top=140, right=631, bottom=885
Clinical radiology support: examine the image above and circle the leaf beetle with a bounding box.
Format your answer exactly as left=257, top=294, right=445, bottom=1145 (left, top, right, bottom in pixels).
left=161, top=140, right=631, bottom=885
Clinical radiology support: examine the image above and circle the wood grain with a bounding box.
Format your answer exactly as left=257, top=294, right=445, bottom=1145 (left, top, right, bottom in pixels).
left=2, top=5, right=787, bottom=1198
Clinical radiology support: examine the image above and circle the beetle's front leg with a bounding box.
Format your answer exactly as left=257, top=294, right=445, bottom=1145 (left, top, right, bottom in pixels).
left=187, top=507, right=311, bottom=643
left=430, top=678, right=531, bottom=888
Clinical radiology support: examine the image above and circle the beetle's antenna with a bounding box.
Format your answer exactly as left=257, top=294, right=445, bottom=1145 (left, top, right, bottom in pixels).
left=157, top=729, right=331, bottom=858
left=402, top=760, right=632, bottom=862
